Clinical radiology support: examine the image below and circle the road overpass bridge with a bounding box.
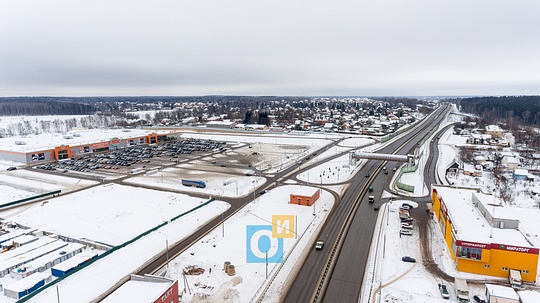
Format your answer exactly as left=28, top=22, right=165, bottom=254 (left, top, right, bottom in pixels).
left=350, top=152, right=415, bottom=166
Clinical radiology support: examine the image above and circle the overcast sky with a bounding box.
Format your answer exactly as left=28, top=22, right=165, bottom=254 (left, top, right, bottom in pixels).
left=1, top=0, right=539, bottom=97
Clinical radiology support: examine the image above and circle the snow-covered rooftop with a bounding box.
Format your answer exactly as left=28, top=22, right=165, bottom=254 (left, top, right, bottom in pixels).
left=486, top=283, right=519, bottom=300
left=291, top=186, right=320, bottom=196
left=0, top=129, right=173, bottom=153
left=518, top=290, right=540, bottom=302
left=434, top=185, right=534, bottom=249
left=101, top=278, right=173, bottom=303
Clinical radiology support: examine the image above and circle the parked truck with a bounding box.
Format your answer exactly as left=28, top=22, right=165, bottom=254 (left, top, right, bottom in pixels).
left=454, top=278, right=470, bottom=302
left=509, top=269, right=522, bottom=290
left=181, top=179, right=206, bottom=188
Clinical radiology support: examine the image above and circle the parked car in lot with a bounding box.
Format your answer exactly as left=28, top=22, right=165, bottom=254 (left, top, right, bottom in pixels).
left=401, top=256, right=416, bottom=263
left=473, top=295, right=486, bottom=303
left=7, top=166, right=16, bottom=171
left=439, top=283, right=450, bottom=299
left=402, top=203, right=413, bottom=209
left=315, top=240, right=324, bottom=250
left=401, top=223, right=413, bottom=229
left=400, top=229, right=412, bottom=236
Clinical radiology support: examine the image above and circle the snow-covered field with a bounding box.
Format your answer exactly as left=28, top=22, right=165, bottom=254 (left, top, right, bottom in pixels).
left=0, top=169, right=97, bottom=204
left=2, top=184, right=216, bottom=247
left=166, top=184, right=335, bottom=303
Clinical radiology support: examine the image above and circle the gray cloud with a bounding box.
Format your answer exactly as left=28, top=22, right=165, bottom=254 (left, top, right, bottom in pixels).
left=1, top=0, right=539, bottom=96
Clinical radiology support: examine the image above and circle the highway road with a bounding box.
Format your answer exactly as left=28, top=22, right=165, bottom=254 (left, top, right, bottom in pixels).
left=283, top=104, right=451, bottom=303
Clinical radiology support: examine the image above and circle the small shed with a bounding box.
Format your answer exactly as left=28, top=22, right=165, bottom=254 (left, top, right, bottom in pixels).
left=485, top=284, right=519, bottom=303
left=474, top=155, right=487, bottom=164
left=513, top=169, right=529, bottom=180
left=446, top=161, right=459, bottom=175
left=290, top=187, right=321, bottom=206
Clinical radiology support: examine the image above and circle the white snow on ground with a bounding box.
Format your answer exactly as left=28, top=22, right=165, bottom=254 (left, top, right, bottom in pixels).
left=0, top=169, right=97, bottom=204
left=9, top=200, right=230, bottom=303
left=2, top=184, right=215, bottom=247
left=125, top=168, right=267, bottom=198
left=166, top=184, right=335, bottom=303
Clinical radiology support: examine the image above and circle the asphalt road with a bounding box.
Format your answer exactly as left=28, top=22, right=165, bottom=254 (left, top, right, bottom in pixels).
left=283, top=104, right=451, bottom=303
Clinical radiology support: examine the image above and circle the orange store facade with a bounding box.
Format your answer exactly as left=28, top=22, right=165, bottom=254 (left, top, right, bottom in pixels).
left=432, top=187, right=538, bottom=283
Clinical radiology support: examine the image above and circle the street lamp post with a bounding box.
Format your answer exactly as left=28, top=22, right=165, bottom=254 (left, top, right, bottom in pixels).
left=158, top=232, right=169, bottom=270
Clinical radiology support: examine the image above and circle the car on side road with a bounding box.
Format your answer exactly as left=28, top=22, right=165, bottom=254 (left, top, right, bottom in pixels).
left=315, top=240, right=324, bottom=250
left=7, top=166, right=16, bottom=171
left=260, top=190, right=268, bottom=195
left=439, top=283, right=450, bottom=299
left=400, top=229, right=412, bottom=236
left=473, top=295, right=486, bottom=303
left=401, top=256, right=416, bottom=263
left=402, top=203, right=413, bottom=209
left=374, top=204, right=380, bottom=211
left=368, top=186, right=373, bottom=192
left=401, top=223, right=413, bottom=229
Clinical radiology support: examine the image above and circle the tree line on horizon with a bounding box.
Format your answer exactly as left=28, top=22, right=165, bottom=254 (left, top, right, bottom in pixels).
left=457, top=95, right=540, bottom=128
left=0, top=99, right=96, bottom=116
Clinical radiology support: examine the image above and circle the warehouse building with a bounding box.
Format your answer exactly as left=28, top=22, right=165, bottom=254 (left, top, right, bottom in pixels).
left=51, top=250, right=99, bottom=277
left=206, top=120, right=237, bottom=129
left=0, top=239, right=68, bottom=278
left=10, top=242, right=85, bottom=280
left=0, top=129, right=180, bottom=164
left=431, top=185, right=539, bottom=283
left=3, top=272, right=52, bottom=299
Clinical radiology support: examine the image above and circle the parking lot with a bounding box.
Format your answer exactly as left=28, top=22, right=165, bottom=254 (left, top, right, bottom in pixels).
left=31, top=139, right=228, bottom=176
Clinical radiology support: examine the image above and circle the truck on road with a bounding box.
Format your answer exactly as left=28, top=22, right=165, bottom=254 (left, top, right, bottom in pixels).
left=509, top=269, right=522, bottom=290
left=454, top=278, right=470, bottom=302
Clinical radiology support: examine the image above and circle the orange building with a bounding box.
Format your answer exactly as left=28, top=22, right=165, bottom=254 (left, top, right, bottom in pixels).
left=432, top=185, right=538, bottom=283
left=290, top=187, right=320, bottom=206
